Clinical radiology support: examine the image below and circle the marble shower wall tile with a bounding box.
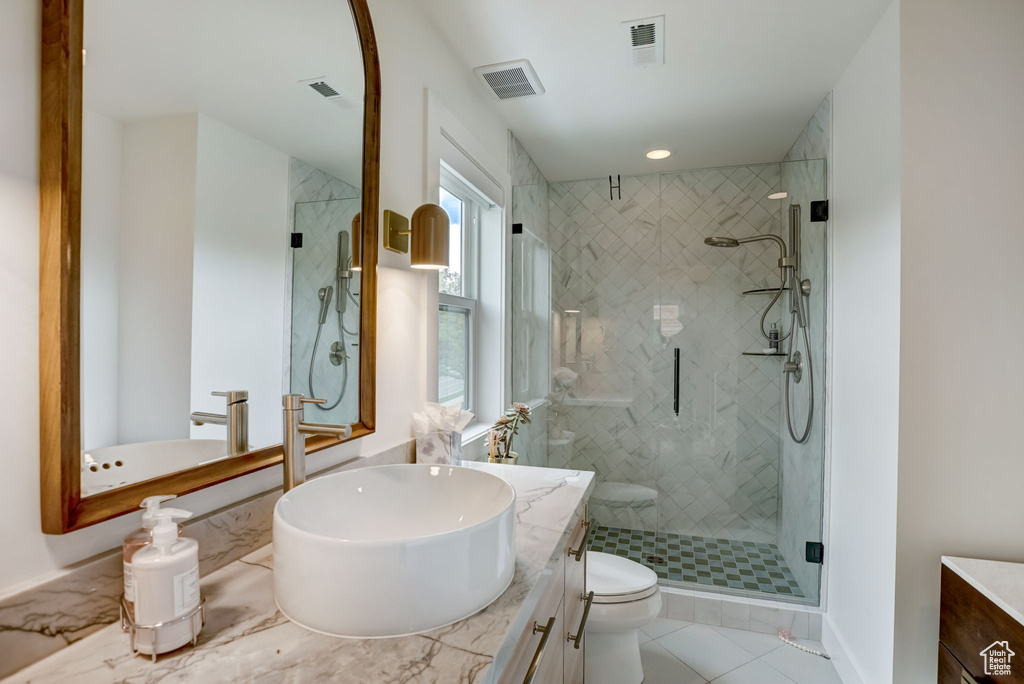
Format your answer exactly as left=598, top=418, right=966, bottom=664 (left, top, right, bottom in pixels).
left=0, top=440, right=414, bottom=678
left=548, top=166, right=785, bottom=544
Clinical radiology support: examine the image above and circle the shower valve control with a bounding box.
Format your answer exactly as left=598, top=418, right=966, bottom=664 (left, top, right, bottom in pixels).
left=784, top=351, right=803, bottom=384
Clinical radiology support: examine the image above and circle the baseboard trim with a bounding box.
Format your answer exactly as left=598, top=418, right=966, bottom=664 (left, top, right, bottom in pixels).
left=822, top=614, right=869, bottom=684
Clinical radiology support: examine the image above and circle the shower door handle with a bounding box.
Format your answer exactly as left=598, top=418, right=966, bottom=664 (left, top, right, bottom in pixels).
left=673, top=348, right=680, bottom=416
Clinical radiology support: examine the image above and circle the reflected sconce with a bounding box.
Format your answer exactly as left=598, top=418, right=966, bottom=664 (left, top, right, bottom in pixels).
left=351, top=213, right=362, bottom=272
left=383, top=204, right=450, bottom=270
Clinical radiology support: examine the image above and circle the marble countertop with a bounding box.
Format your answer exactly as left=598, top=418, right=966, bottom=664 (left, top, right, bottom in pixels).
left=6, top=463, right=593, bottom=684
left=943, top=556, right=1024, bottom=626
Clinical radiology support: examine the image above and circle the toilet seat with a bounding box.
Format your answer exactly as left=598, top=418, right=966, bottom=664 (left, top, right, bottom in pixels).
left=587, top=551, right=659, bottom=604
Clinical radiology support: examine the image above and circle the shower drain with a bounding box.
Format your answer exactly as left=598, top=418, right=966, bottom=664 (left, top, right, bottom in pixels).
left=645, top=554, right=667, bottom=566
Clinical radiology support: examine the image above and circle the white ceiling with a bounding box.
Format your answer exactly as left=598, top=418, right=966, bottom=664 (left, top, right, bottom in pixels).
left=423, top=0, right=891, bottom=181
left=84, top=0, right=365, bottom=187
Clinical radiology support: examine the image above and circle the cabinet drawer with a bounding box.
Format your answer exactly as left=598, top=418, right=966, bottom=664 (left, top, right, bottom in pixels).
left=939, top=565, right=1024, bottom=683
left=564, top=506, right=589, bottom=684
left=564, top=504, right=589, bottom=633
left=501, top=593, right=565, bottom=684
left=500, top=560, right=565, bottom=684
left=563, top=592, right=587, bottom=684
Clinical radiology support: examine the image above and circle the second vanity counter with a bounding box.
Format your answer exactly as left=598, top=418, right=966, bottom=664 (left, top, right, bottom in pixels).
left=7, top=463, right=594, bottom=684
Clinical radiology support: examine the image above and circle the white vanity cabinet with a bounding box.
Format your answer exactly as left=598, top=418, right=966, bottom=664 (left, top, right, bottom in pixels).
left=501, top=504, right=590, bottom=684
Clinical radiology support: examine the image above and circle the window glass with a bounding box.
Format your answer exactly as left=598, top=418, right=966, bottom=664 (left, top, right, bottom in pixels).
left=438, top=304, right=470, bottom=407
left=439, top=187, right=463, bottom=296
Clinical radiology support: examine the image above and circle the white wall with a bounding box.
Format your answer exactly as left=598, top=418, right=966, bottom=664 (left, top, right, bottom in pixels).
left=190, top=114, right=289, bottom=449
left=894, top=1, right=1024, bottom=680
left=116, top=114, right=198, bottom=445
left=0, top=0, right=509, bottom=594
left=81, top=110, right=123, bottom=450
left=825, top=3, right=901, bottom=682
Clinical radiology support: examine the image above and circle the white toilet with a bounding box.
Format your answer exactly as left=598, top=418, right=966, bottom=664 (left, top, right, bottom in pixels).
left=585, top=551, right=662, bottom=684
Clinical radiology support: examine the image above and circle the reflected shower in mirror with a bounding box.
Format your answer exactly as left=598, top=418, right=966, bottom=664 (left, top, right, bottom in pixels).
left=290, top=194, right=362, bottom=425
left=79, top=0, right=366, bottom=496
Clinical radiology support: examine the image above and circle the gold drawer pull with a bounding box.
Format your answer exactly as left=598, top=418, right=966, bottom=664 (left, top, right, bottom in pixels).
left=568, top=519, right=592, bottom=561
left=523, top=616, right=557, bottom=684
left=568, top=591, right=594, bottom=649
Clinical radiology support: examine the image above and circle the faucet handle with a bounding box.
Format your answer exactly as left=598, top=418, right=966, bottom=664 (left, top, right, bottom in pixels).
left=283, top=393, right=326, bottom=410
left=212, top=390, right=248, bottom=403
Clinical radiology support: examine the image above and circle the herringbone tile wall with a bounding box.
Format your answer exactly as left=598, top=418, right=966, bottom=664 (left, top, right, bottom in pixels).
left=548, top=165, right=789, bottom=544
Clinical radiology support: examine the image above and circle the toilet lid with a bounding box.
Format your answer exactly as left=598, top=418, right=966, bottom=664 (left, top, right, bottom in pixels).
left=587, top=551, right=658, bottom=596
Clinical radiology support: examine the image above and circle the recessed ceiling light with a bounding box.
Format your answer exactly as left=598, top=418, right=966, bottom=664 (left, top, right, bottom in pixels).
left=646, top=149, right=672, bottom=160
left=767, top=191, right=788, bottom=200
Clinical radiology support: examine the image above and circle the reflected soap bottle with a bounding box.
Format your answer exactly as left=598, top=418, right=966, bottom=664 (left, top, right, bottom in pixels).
left=122, top=495, right=182, bottom=616
left=769, top=322, right=780, bottom=352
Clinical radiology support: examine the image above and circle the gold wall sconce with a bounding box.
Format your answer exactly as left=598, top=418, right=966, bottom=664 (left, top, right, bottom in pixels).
left=383, top=204, right=450, bottom=270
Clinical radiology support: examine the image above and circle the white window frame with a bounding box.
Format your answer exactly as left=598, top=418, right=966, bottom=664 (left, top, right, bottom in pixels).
left=438, top=166, right=489, bottom=416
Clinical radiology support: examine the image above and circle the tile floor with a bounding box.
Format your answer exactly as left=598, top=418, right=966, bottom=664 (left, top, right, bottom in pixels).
left=637, top=617, right=841, bottom=684
left=588, top=525, right=805, bottom=597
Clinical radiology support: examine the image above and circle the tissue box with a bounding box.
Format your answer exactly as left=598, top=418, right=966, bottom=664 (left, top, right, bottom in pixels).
left=415, top=430, right=462, bottom=466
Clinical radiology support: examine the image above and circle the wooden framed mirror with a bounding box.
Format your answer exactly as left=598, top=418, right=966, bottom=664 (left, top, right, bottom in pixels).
left=39, top=0, right=380, bottom=533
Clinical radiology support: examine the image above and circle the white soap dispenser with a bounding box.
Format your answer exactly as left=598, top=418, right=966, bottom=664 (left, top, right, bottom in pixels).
left=123, top=495, right=178, bottom=616
left=131, top=508, right=201, bottom=656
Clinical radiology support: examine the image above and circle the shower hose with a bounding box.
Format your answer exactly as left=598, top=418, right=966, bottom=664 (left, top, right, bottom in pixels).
left=308, top=294, right=356, bottom=411
left=783, top=308, right=814, bottom=444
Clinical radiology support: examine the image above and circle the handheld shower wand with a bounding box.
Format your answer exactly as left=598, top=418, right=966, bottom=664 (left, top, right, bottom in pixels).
left=317, top=286, right=333, bottom=324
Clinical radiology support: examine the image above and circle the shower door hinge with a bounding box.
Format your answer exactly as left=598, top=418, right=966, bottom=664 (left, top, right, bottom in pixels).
left=805, top=541, right=825, bottom=564
left=512, top=223, right=523, bottom=235
left=810, top=200, right=828, bottom=222
left=290, top=233, right=303, bottom=248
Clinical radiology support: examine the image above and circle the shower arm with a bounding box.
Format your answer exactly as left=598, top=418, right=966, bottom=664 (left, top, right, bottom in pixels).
left=734, top=235, right=796, bottom=342
left=734, top=234, right=794, bottom=270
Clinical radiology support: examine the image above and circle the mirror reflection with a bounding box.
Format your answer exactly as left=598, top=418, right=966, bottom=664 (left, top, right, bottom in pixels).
left=80, top=0, right=365, bottom=495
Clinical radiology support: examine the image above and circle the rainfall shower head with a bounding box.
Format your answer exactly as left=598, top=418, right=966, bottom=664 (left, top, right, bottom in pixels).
left=704, top=236, right=740, bottom=248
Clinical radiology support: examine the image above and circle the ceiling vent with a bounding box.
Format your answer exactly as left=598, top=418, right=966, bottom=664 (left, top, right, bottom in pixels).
left=623, top=15, right=665, bottom=67
left=473, top=60, right=546, bottom=100
left=299, top=76, right=357, bottom=110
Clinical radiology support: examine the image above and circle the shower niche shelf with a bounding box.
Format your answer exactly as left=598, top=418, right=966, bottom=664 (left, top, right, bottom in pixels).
left=742, top=351, right=787, bottom=357
left=741, top=287, right=790, bottom=296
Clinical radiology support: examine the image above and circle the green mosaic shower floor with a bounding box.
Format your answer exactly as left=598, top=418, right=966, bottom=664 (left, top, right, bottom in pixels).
left=586, top=525, right=805, bottom=598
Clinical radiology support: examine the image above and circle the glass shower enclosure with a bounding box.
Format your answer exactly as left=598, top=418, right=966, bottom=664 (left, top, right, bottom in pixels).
left=511, top=160, right=827, bottom=604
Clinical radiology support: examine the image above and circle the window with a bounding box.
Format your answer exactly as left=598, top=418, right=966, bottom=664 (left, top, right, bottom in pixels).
left=437, top=168, right=484, bottom=413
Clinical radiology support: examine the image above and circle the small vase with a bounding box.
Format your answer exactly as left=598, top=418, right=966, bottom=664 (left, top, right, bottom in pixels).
left=488, top=451, right=519, bottom=465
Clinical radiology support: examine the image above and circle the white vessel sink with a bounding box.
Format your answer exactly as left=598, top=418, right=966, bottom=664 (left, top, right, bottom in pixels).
left=273, top=464, right=517, bottom=638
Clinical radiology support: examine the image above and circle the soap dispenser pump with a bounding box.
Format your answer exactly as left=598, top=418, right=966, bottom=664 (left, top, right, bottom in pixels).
left=131, top=508, right=203, bottom=656
left=123, top=495, right=179, bottom=615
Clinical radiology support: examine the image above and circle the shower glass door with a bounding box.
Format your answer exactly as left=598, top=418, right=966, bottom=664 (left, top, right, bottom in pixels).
left=513, top=159, right=826, bottom=605
left=652, top=160, right=826, bottom=604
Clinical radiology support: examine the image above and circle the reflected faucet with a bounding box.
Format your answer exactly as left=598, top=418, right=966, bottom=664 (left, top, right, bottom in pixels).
left=190, top=390, right=249, bottom=456
left=281, top=393, right=353, bottom=492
